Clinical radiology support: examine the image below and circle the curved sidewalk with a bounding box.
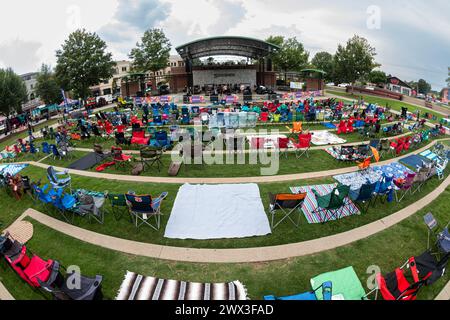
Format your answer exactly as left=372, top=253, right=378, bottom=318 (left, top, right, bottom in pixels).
left=0, top=281, right=14, bottom=300
left=23, top=138, right=448, bottom=184
left=15, top=174, right=450, bottom=264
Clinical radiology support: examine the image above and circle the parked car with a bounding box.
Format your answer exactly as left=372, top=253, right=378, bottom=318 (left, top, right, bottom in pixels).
left=326, top=82, right=336, bottom=86
left=338, top=83, right=350, bottom=88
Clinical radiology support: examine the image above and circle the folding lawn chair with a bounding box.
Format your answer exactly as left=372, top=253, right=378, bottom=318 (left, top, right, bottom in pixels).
left=285, top=122, right=303, bottom=139
left=47, top=166, right=71, bottom=191
left=49, top=188, right=77, bottom=224
left=351, top=182, right=377, bottom=213
left=140, top=147, right=163, bottom=172
left=268, top=193, right=307, bottom=229
left=74, top=190, right=107, bottom=224
left=313, top=185, right=351, bottom=223
left=394, top=173, right=416, bottom=202
left=277, top=138, right=290, bottom=159
left=373, top=174, right=394, bottom=204
left=423, top=213, right=450, bottom=258
left=366, top=251, right=449, bottom=300
left=357, top=157, right=372, bottom=172
left=111, top=147, right=132, bottom=171
left=107, top=193, right=129, bottom=221
left=290, top=133, right=312, bottom=159
left=412, top=165, right=436, bottom=194
left=125, top=192, right=168, bottom=230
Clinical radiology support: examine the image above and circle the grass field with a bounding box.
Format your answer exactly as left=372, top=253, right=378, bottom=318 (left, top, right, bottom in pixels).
left=1, top=184, right=448, bottom=300
left=327, top=90, right=445, bottom=124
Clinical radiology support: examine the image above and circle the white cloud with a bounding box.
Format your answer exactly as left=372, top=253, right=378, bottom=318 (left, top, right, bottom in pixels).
left=0, top=0, right=448, bottom=89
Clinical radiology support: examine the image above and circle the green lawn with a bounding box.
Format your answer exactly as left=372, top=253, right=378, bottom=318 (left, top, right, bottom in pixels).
left=327, top=90, right=445, bottom=124
left=1, top=185, right=449, bottom=300
left=0, top=119, right=59, bottom=150
left=0, top=163, right=448, bottom=251
left=34, top=134, right=437, bottom=179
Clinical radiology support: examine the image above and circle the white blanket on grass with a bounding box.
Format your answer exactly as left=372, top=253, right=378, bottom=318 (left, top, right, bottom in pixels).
left=164, top=183, right=271, bottom=240
left=310, top=130, right=347, bottom=146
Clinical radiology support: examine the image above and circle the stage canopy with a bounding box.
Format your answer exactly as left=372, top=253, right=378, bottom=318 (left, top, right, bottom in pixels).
left=176, top=36, right=280, bottom=60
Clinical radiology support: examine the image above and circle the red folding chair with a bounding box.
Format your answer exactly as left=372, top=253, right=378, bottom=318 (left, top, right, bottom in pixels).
left=290, top=133, right=312, bottom=159
left=277, top=137, right=290, bottom=158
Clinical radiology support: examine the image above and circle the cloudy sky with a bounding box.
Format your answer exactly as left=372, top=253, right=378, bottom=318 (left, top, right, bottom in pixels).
left=0, top=0, right=449, bottom=89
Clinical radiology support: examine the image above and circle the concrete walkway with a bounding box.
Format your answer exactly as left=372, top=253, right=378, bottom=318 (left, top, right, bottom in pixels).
left=435, top=281, right=450, bottom=300
left=14, top=173, right=450, bottom=264
left=0, top=281, right=14, bottom=300
left=21, top=138, right=448, bottom=184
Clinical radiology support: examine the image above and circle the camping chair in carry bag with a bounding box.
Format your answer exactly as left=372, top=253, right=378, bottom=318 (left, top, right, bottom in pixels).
left=125, top=192, right=168, bottom=230
left=268, top=193, right=307, bottom=229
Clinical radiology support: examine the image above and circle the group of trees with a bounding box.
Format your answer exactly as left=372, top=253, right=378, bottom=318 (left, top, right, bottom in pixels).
left=267, top=35, right=379, bottom=90
left=0, top=68, right=28, bottom=116
left=0, top=28, right=172, bottom=116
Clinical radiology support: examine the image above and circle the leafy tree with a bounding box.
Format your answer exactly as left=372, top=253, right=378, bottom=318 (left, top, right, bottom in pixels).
left=0, top=68, right=27, bottom=116
left=446, top=67, right=449, bottom=86
left=266, top=36, right=309, bottom=81
left=55, top=29, right=115, bottom=100
left=35, top=64, right=62, bottom=105
left=368, top=70, right=387, bottom=86
left=311, top=52, right=334, bottom=82
left=417, top=79, right=431, bottom=95
left=334, top=35, right=378, bottom=92
left=129, top=28, right=171, bottom=74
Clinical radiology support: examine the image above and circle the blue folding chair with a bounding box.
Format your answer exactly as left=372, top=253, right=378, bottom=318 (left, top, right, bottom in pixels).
left=125, top=192, right=168, bottom=230
left=42, top=142, right=50, bottom=154
left=47, top=166, right=71, bottom=191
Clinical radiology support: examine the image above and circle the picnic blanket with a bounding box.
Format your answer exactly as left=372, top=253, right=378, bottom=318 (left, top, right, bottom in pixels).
left=68, top=152, right=108, bottom=170
left=164, top=184, right=271, bottom=240
left=116, top=271, right=248, bottom=300
left=322, top=122, right=337, bottom=129
left=310, top=266, right=366, bottom=300
left=324, top=147, right=362, bottom=161
left=290, top=184, right=360, bottom=224
left=333, top=163, right=413, bottom=191
left=310, top=130, right=346, bottom=146
left=0, top=164, right=29, bottom=177
left=400, top=155, right=430, bottom=170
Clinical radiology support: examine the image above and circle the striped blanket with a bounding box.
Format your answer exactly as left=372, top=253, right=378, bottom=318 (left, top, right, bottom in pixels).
left=0, top=164, right=29, bottom=177
left=290, top=184, right=360, bottom=224
left=420, top=150, right=442, bottom=163
left=116, top=271, right=248, bottom=300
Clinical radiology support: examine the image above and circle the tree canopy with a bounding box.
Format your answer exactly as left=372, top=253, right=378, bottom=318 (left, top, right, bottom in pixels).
left=334, top=35, right=378, bottom=87
left=447, top=67, right=449, bottom=87
left=368, top=70, right=387, bottom=85
left=55, top=29, right=115, bottom=100
left=311, top=52, right=334, bottom=82
left=417, top=78, right=432, bottom=95
left=0, top=68, right=28, bottom=116
left=265, top=36, right=309, bottom=73
left=129, top=28, right=171, bottom=74
left=35, top=64, right=62, bottom=105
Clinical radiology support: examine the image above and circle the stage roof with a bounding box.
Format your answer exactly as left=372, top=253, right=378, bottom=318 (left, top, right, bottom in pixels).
left=176, top=36, right=280, bottom=60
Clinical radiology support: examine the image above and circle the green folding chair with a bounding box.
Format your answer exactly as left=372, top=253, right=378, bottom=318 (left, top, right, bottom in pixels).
left=107, top=193, right=129, bottom=221
left=313, top=185, right=351, bottom=224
